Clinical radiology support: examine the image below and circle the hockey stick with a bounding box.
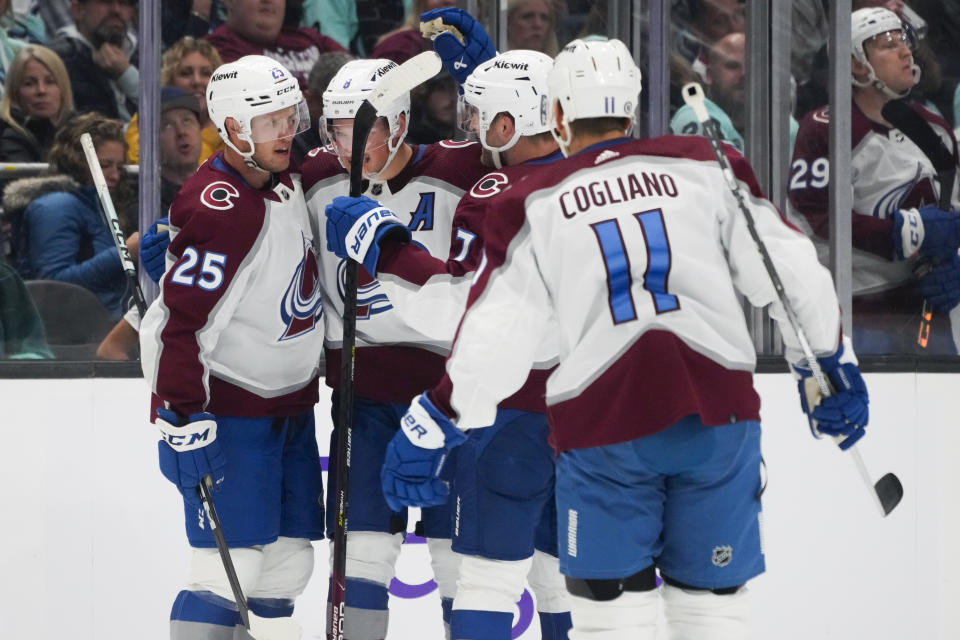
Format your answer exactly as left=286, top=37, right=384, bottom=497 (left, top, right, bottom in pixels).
left=682, top=83, right=903, bottom=517
left=197, top=476, right=302, bottom=640
left=879, top=99, right=959, bottom=348
left=329, top=50, right=443, bottom=640
left=79, top=133, right=147, bottom=317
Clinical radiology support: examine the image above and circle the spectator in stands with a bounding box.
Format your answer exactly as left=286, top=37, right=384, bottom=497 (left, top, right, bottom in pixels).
left=406, top=69, right=457, bottom=144
left=788, top=7, right=960, bottom=355
left=0, top=45, right=74, bottom=162
left=206, top=0, right=345, bottom=86
left=372, top=0, right=455, bottom=63
left=162, top=0, right=215, bottom=49
left=5, top=113, right=138, bottom=319
left=0, top=260, right=52, bottom=359
left=507, top=0, right=559, bottom=56
left=0, top=0, right=33, bottom=95
left=157, top=87, right=203, bottom=214
left=352, top=0, right=404, bottom=56
left=673, top=0, right=745, bottom=80
left=670, top=31, right=746, bottom=152
left=50, top=0, right=139, bottom=122
left=31, top=0, right=72, bottom=38
left=294, top=49, right=352, bottom=165
left=126, top=36, right=224, bottom=165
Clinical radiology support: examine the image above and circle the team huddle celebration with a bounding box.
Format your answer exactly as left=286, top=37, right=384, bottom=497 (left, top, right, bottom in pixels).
left=14, top=0, right=956, bottom=638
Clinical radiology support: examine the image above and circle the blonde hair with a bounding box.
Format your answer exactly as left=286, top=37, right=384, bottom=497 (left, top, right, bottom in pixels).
left=0, top=45, right=74, bottom=138
left=508, top=0, right=559, bottom=57
left=160, top=36, right=224, bottom=86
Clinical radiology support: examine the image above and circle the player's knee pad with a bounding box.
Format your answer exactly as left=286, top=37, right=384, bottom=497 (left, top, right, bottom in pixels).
left=526, top=550, right=570, bottom=613
left=661, top=583, right=749, bottom=640
left=427, top=537, right=462, bottom=600
left=567, top=589, right=658, bottom=640
left=565, top=564, right=657, bottom=602
left=333, top=530, right=403, bottom=587
left=186, top=546, right=264, bottom=602
left=248, top=537, right=314, bottom=600
left=454, top=554, right=533, bottom=613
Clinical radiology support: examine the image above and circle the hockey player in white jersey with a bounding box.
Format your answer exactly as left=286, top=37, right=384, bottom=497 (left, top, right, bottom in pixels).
left=301, top=57, right=488, bottom=640
left=325, top=46, right=573, bottom=640
left=139, top=56, right=325, bottom=638
left=374, top=38, right=871, bottom=639
left=789, top=6, right=960, bottom=354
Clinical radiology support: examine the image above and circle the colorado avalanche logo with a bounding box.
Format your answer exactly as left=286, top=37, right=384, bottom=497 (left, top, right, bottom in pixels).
left=872, top=167, right=936, bottom=219
left=336, top=259, right=392, bottom=319
left=470, top=172, right=509, bottom=199
left=279, top=234, right=323, bottom=341
left=200, top=181, right=240, bottom=211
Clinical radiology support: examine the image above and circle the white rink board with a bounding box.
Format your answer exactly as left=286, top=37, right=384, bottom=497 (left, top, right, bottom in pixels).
left=0, top=372, right=957, bottom=639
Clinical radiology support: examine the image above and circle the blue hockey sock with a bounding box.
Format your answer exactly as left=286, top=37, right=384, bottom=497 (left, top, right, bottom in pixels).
left=539, top=611, right=572, bottom=640
left=169, top=589, right=242, bottom=626
left=450, top=609, right=514, bottom=640
left=248, top=597, right=295, bottom=618
left=441, top=597, right=454, bottom=625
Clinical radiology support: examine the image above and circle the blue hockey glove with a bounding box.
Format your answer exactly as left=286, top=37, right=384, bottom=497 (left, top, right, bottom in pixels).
left=917, top=254, right=960, bottom=313
left=791, top=341, right=869, bottom=451
left=325, top=195, right=410, bottom=275
left=892, top=206, right=960, bottom=261
left=381, top=392, right=468, bottom=511
left=155, top=407, right=225, bottom=507
left=141, top=217, right=171, bottom=284
left=420, top=7, right=496, bottom=85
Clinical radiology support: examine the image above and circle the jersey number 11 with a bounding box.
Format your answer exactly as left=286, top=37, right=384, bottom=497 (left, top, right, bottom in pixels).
left=590, top=208, right=679, bottom=324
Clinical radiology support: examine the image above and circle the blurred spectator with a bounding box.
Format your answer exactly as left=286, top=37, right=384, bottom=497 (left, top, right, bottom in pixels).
left=0, top=259, right=52, bottom=358
left=353, top=0, right=404, bottom=56
left=31, top=0, right=72, bottom=37
left=0, top=45, right=74, bottom=162
left=95, top=302, right=137, bottom=359
left=7, top=1, right=45, bottom=43
left=162, top=0, right=215, bottom=49
left=912, top=0, right=960, bottom=125
left=157, top=87, right=203, bottom=213
left=126, top=36, right=224, bottom=165
left=297, top=0, right=360, bottom=53
left=670, top=31, right=746, bottom=152
left=4, top=112, right=138, bottom=319
left=792, top=0, right=829, bottom=119
left=206, top=0, right=346, bottom=87
left=788, top=7, right=960, bottom=355
left=673, top=0, right=745, bottom=79
left=406, top=69, right=457, bottom=144
left=507, top=0, right=559, bottom=56
left=49, top=0, right=139, bottom=121
left=372, top=0, right=455, bottom=64
left=0, top=0, right=32, bottom=95
left=294, top=49, right=352, bottom=164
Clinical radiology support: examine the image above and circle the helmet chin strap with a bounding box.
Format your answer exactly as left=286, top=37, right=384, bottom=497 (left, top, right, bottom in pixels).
left=854, top=61, right=921, bottom=100
left=364, top=119, right=408, bottom=182
left=225, top=130, right=270, bottom=173
left=549, top=101, right=574, bottom=158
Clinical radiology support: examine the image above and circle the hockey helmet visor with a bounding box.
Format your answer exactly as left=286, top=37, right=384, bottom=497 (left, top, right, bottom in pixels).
left=248, top=101, right=311, bottom=143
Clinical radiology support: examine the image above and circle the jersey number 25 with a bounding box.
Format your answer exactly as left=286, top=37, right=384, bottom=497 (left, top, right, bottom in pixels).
left=590, top=208, right=679, bottom=324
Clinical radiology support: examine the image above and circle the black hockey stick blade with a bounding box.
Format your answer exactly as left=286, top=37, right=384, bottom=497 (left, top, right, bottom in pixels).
left=874, top=472, right=904, bottom=517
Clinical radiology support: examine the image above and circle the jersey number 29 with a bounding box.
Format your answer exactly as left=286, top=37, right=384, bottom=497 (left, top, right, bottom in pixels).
left=590, top=208, right=679, bottom=324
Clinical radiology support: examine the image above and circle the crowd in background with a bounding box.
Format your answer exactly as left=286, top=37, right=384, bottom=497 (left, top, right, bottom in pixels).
left=0, top=0, right=958, bottom=360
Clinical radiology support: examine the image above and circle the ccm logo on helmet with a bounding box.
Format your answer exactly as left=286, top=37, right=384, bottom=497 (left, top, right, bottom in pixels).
left=201, top=181, right=241, bottom=211
left=470, top=172, right=509, bottom=199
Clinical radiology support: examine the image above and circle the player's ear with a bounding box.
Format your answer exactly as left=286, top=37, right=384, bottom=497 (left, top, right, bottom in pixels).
left=224, top=117, right=252, bottom=153
left=394, top=111, right=408, bottom=144
left=851, top=56, right=870, bottom=84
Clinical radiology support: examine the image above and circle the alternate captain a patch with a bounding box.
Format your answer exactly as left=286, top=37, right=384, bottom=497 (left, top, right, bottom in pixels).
left=279, top=233, right=323, bottom=340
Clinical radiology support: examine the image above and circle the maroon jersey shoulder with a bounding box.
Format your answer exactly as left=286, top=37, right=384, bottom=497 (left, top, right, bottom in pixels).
left=300, top=146, right=348, bottom=190
left=169, top=155, right=268, bottom=235
left=412, top=140, right=487, bottom=190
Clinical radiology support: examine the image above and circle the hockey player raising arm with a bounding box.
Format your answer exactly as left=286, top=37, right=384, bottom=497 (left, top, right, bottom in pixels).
left=139, top=56, right=326, bottom=638
left=377, top=39, right=870, bottom=640
left=324, top=49, right=574, bottom=640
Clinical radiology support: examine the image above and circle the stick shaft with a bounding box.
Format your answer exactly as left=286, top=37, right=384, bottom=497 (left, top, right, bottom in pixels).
left=79, top=133, right=147, bottom=317
left=198, top=477, right=252, bottom=630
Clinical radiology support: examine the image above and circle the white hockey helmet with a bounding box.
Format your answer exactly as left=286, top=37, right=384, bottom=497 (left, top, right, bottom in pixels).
left=320, top=58, right=411, bottom=178
left=206, top=55, right=310, bottom=168
left=547, top=38, right=642, bottom=157
left=851, top=7, right=919, bottom=99
left=458, top=50, right=554, bottom=168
